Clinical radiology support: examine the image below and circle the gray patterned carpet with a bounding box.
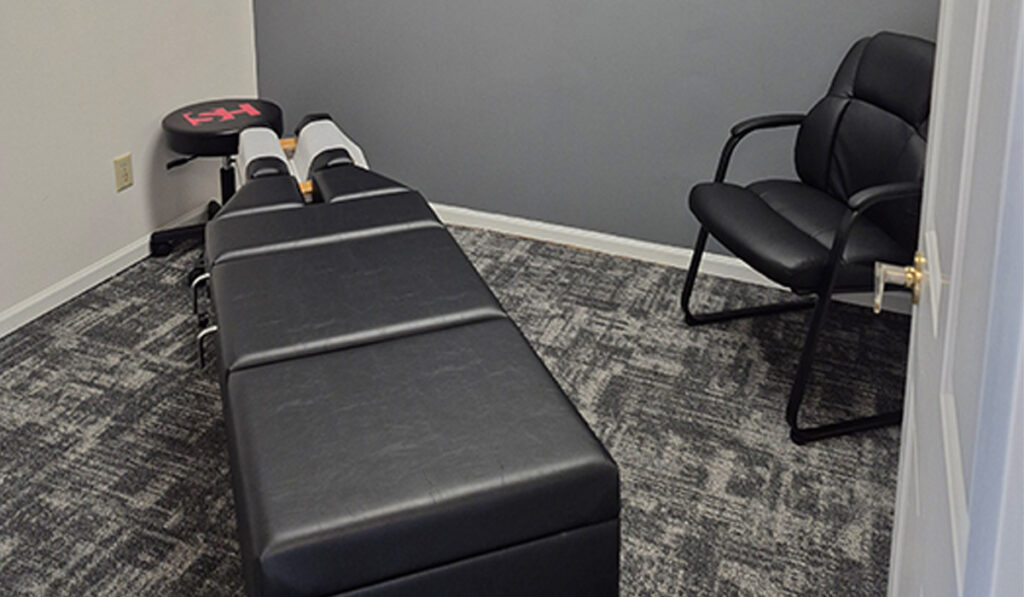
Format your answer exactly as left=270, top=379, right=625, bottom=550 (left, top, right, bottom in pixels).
left=0, top=226, right=909, bottom=596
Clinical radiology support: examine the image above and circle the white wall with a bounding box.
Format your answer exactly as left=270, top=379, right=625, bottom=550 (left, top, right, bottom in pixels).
left=0, top=1, right=258, bottom=335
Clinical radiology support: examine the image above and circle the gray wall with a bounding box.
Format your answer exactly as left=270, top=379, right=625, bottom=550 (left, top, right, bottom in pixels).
left=254, top=1, right=938, bottom=249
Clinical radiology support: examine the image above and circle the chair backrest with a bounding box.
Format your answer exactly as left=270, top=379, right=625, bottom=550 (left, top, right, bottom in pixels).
left=795, top=32, right=935, bottom=252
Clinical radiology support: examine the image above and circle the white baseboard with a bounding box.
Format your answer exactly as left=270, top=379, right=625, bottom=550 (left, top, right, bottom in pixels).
left=431, top=202, right=911, bottom=315
left=430, top=202, right=783, bottom=288
left=0, top=205, right=208, bottom=338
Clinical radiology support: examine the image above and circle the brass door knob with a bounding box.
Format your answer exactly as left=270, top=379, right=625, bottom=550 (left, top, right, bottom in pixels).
left=873, top=251, right=926, bottom=314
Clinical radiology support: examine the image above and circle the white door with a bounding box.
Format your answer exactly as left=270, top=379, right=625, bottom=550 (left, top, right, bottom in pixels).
left=888, top=0, right=1024, bottom=595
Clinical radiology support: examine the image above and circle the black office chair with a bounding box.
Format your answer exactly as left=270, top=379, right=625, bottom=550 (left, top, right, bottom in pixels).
left=681, top=32, right=935, bottom=444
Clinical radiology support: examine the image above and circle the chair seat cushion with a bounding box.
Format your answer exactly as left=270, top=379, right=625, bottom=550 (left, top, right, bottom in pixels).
left=210, top=227, right=506, bottom=374
left=225, top=318, right=620, bottom=596
left=205, top=192, right=441, bottom=268
left=689, top=179, right=909, bottom=292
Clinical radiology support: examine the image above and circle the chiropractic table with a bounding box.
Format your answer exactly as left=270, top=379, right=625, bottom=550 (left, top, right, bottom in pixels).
left=196, top=115, right=621, bottom=597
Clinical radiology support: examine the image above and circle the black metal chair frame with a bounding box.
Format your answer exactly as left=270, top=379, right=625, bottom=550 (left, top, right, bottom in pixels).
left=680, top=114, right=920, bottom=444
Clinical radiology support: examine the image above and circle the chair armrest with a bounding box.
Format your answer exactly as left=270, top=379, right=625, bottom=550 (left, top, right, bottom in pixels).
left=847, top=182, right=923, bottom=212
left=730, top=113, right=805, bottom=138
left=713, top=113, right=805, bottom=182
left=816, top=182, right=924, bottom=294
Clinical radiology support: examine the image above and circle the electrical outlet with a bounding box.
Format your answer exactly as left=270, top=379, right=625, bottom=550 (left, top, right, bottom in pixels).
left=113, top=153, right=133, bottom=191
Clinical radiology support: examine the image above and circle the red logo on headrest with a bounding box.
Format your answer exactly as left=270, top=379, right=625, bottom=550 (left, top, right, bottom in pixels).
left=182, top=103, right=261, bottom=127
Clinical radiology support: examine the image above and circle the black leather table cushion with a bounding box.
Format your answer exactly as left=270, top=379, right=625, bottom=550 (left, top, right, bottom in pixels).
left=205, top=192, right=440, bottom=269
left=330, top=519, right=619, bottom=597
left=210, top=228, right=506, bottom=374
left=690, top=179, right=909, bottom=292
left=312, top=164, right=411, bottom=203
left=215, top=175, right=306, bottom=221
left=225, top=318, right=620, bottom=596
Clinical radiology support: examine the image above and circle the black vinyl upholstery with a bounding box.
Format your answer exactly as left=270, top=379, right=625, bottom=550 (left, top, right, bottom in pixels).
left=690, top=179, right=909, bottom=292
left=312, top=164, right=411, bottom=204
left=226, top=320, right=619, bottom=596
left=214, top=175, right=306, bottom=221
left=205, top=192, right=440, bottom=269
left=210, top=228, right=507, bottom=373
left=162, top=99, right=284, bottom=157
left=690, top=31, right=934, bottom=293
left=204, top=157, right=620, bottom=596
left=330, top=519, right=620, bottom=597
